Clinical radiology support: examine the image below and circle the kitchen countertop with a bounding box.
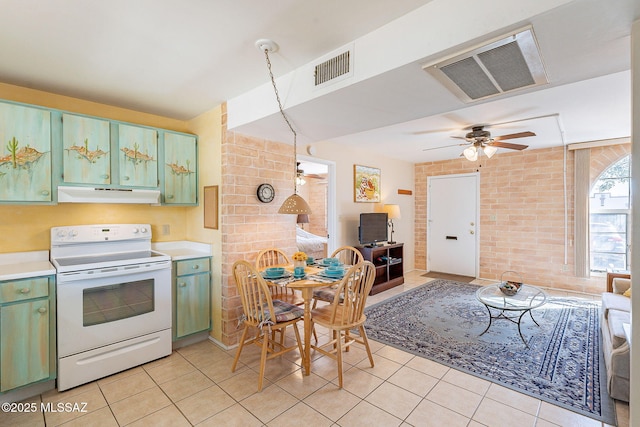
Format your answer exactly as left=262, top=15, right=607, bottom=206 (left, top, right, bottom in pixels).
left=152, top=241, right=212, bottom=261
left=0, top=250, right=56, bottom=281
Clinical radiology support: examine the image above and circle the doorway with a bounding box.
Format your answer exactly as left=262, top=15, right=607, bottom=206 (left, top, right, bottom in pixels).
left=297, top=156, right=336, bottom=255
left=427, top=173, right=479, bottom=277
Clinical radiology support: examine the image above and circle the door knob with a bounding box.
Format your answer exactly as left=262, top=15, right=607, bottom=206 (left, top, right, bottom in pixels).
left=470, top=222, right=475, bottom=226
left=470, top=230, right=475, bottom=235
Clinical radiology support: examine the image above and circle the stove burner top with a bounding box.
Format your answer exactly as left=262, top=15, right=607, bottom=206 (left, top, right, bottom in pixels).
left=55, top=251, right=167, bottom=271
left=54, top=251, right=166, bottom=267
left=50, top=224, right=171, bottom=275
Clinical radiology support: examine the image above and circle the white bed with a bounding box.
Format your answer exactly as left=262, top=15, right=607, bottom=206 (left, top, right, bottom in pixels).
left=296, top=227, right=327, bottom=260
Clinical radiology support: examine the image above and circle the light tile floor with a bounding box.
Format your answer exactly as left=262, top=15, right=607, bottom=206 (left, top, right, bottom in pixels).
left=1, top=270, right=630, bottom=427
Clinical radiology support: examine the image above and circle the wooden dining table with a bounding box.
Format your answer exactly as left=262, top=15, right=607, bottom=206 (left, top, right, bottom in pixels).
left=262, top=264, right=339, bottom=376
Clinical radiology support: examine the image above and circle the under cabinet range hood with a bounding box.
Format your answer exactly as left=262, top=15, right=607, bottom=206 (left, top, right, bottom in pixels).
left=57, top=186, right=161, bottom=204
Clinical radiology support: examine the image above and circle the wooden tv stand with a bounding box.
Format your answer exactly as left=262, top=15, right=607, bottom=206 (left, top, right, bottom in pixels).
left=356, top=243, right=404, bottom=295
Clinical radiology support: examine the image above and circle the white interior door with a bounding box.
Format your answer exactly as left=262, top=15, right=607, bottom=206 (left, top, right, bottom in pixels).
left=427, top=173, right=479, bottom=277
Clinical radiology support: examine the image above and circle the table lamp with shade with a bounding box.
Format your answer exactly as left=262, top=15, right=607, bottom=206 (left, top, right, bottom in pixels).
left=297, top=214, right=309, bottom=229
left=382, top=204, right=401, bottom=244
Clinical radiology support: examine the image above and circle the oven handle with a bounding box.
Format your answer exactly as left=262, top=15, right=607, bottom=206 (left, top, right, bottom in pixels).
left=57, top=260, right=171, bottom=282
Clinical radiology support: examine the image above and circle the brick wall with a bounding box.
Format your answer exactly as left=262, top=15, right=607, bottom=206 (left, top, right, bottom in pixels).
left=220, top=130, right=298, bottom=346
left=306, top=176, right=328, bottom=240
left=589, top=144, right=630, bottom=182
left=415, top=144, right=629, bottom=295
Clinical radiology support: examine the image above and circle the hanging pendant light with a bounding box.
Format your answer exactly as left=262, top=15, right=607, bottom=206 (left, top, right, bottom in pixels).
left=256, top=39, right=312, bottom=215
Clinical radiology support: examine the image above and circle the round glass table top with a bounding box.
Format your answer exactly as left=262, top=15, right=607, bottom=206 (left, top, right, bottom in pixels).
left=476, top=283, right=547, bottom=311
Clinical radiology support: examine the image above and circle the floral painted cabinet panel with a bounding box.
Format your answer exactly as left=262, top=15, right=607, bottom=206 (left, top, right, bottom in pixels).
left=118, top=124, right=158, bottom=187
left=0, top=103, right=51, bottom=202
left=164, top=132, right=197, bottom=204
left=62, top=114, right=111, bottom=185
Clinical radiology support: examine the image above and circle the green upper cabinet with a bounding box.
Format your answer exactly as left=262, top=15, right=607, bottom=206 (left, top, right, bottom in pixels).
left=0, top=99, right=200, bottom=205
left=0, top=103, right=52, bottom=202
left=163, top=132, right=197, bottom=204
left=62, top=114, right=111, bottom=185
left=118, top=124, right=158, bottom=187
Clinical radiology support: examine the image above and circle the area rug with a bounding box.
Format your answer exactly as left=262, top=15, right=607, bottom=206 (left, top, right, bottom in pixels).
left=364, top=280, right=616, bottom=424
left=421, top=271, right=475, bottom=283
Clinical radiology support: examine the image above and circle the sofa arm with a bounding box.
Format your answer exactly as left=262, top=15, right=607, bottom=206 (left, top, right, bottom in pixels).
left=612, top=277, right=631, bottom=294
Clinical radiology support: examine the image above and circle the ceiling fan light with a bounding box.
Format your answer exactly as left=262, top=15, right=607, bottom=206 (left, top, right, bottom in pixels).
left=483, top=145, right=497, bottom=158
left=463, top=146, right=478, bottom=161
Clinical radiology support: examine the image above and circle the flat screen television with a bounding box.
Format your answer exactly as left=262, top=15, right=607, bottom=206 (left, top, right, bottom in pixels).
left=358, top=213, right=388, bottom=246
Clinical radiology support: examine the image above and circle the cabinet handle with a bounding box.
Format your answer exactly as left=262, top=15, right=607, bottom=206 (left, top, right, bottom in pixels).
left=178, top=282, right=187, bottom=287
left=41, top=190, right=50, bottom=196
left=166, top=195, right=174, bottom=199
left=20, top=288, right=31, bottom=294
left=192, top=264, right=200, bottom=270
left=101, top=174, right=110, bottom=179
left=38, top=307, right=47, bottom=314
left=123, top=176, right=130, bottom=181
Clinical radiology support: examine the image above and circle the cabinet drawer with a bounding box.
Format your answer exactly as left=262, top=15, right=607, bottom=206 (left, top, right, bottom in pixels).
left=176, top=258, right=210, bottom=276
left=0, top=277, right=49, bottom=303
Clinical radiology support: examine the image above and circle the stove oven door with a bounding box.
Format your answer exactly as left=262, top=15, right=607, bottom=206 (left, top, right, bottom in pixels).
left=56, top=261, right=171, bottom=358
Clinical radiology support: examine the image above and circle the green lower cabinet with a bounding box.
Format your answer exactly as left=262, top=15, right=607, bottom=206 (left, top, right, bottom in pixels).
left=173, top=258, right=211, bottom=340
left=0, top=275, right=56, bottom=393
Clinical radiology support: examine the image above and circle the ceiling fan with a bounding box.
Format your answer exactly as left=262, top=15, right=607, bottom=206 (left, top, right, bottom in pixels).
left=423, top=125, right=536, bottom=161
left=296, top=162, right=325, bottom=185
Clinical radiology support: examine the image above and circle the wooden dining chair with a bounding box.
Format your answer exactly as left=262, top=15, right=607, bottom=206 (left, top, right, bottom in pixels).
left=310, top=261, right=376, bottom=388
left=231, top=260, right=304, bottom=391
left=256, top=248, right=304, bottom=306
left=331, top=245, right=364, bottom=266
left=312, top=246, right=364, bottom=308
left=256, top=248, right=290, bottom=269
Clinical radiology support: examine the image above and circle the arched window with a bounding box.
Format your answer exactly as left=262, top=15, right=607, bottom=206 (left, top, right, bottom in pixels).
left=589, top=155, right=630, bottom=272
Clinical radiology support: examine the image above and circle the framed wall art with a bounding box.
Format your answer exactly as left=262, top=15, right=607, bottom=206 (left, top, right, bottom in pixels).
left=354, top=165, right=381, bottom=203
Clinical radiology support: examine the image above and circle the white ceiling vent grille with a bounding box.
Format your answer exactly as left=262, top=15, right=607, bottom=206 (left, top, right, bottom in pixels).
left=314, top=47, right=353, bottom=88
left=424, top=27, right=547, bottom=103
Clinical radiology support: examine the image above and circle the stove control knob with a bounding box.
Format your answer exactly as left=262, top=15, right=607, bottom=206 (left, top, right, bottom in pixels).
left=56, top=230, right=66, bottom=238
left=69, top=230, right=78, bottom=238
left=132, top=228, right=139, bottom=234
left=140, top=227, right=148, bottom=234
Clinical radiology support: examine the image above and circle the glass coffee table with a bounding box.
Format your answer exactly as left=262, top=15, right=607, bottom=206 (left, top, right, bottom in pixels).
left=475, top=283, right=547, bottom=346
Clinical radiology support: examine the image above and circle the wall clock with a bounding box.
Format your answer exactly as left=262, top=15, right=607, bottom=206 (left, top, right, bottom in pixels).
left=257, top=183, right=275, bottom=203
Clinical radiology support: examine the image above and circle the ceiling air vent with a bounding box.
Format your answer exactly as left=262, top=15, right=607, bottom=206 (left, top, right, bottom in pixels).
left=314, top=47, right=353, bottom=88
left=424, top=27, right=547, bottom=103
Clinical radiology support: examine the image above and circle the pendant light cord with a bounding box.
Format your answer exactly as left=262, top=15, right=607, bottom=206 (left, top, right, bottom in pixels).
left=263, top=48, right=298, bottom=194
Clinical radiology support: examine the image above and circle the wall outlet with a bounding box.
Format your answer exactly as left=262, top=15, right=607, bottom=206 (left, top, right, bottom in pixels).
left=162, top=224, right=170, bottom=235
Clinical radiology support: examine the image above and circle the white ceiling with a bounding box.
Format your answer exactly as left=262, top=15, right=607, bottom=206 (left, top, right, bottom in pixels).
left=1, top=0, right=638, bottom=163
